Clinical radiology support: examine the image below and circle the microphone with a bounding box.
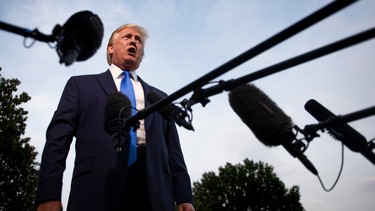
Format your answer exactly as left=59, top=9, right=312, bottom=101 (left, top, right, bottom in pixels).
left=53, top=10, right=104, bottom=66
left=104, top=91, right=132, bottom=152
left=228, top=83, right=318, bottom=175
left=304, top=99, right=367, bottom=152
left=147, top=92, right=194, bottom=131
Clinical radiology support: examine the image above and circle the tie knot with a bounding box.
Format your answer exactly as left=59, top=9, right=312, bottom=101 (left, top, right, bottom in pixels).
left=122, top=71, right=129, bottom=78
left=123, top=71, right=134, bottom=80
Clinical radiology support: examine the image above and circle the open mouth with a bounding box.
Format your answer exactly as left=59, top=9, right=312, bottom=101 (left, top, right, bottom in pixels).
left=128, top=47, right=136, bottom=55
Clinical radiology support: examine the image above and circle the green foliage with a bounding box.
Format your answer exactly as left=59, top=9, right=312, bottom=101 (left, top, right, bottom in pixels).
left=0, top=68, right=39, bottom=211
left=193, top=158, right=305, bottom=211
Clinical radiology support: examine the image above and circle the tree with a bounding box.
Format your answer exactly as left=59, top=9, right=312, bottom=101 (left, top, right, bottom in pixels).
left=193, top=158, right=304, bottom=211
left=0, top=67, right=39, bottom=211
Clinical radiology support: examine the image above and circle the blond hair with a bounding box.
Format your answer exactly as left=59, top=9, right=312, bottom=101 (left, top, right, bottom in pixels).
left=106, top=24, right=148, bottom=65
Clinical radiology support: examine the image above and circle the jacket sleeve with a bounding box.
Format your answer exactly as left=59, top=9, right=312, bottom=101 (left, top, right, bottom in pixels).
left=35, top=77, right=79, bottom=205
left=166, top=119, right=194, bottom=206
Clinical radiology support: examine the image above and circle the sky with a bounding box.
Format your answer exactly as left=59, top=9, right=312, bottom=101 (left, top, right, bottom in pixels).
left=1, top=0, right=374, bottom=210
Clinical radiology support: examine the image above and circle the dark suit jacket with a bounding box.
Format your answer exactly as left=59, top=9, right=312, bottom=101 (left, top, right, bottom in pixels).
left=35, top=70, right=193, bottom=210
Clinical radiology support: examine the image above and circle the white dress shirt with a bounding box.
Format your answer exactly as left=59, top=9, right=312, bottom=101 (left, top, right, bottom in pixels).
left=109, top=64, right=146, bottom=145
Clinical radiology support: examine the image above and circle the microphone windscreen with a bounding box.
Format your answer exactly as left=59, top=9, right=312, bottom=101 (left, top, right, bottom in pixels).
left=104, top=91, right=132, bottom=135
left=228, top=83, right=294, bottom=146
left=304, top=99, right=367, bottom=152
left=60, top=10, right=104, bottom=61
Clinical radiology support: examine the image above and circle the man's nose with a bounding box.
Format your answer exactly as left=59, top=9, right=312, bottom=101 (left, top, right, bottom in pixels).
left=129, top=36, right=136, bottom=44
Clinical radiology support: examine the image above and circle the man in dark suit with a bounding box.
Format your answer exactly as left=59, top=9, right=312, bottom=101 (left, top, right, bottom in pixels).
left=35, top=24, right=195, bottom=211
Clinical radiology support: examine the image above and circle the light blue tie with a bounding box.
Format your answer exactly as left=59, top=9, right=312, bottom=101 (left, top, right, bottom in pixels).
left=120, top=71, right=137, bottom=166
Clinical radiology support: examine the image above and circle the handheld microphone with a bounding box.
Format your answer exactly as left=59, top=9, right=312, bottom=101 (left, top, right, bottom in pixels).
left=53, top=10, right=104, bottom=66
left=147, top=92, right=194, bottom=131
left=228, top=83, right=318, bottom=175
left=104, top=91, right=132, bottom=152
left=304, top=99, right=367, bottom=152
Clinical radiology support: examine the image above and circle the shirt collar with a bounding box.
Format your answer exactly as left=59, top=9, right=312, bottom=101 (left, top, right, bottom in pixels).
left=109, top=63, right=138, bottom=82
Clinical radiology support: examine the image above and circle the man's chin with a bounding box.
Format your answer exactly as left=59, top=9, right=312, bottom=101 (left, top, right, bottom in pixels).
left=123, top=60, right=140, bottom=70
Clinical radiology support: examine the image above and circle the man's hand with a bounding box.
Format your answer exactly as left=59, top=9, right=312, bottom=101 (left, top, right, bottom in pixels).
left=37, top=201, right=62, bottom=211
left=178, top=203, right=195, bottom=211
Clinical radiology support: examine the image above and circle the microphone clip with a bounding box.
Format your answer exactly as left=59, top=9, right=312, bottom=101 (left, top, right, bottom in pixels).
left=282, top=126, right=318, bottom=175
left=181, top=87, right=211, bottom=109
left=171, top=102, right=195, bottom=131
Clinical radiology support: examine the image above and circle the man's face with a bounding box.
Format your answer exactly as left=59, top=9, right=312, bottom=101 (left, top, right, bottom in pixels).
left=108, top=27, right=144, bottom=70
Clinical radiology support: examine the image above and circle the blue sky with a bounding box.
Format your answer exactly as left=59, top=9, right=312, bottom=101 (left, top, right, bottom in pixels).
left=1, top=0, right=375, bottom=210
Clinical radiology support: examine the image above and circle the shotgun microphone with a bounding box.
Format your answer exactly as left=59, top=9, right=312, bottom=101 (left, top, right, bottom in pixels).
left=53, top=10, right=104, bottom=66
left=104, top=91, right=132, bottom=152
left=229, top=83, right=318, bottom=175
left=304, top=99, right=367, bottom=152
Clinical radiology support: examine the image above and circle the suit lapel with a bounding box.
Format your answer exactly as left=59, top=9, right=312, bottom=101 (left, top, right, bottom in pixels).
left=138, top=77, right=154, bottom=134
left=97, top=69, right=117, bottom=96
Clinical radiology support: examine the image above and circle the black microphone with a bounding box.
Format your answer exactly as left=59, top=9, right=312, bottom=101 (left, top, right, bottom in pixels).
left=53, top=10, right=104, bottom=66
left=104, top=91, right=132, bottom=152
left=147, top=92, right=194, bottom=131
left=304, top=99, right=367, bottom=152
left=228, top=83, right=318, bottom=175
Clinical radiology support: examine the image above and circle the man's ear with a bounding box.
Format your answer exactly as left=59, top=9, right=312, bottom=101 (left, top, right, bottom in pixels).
left=107, top=44, right=113, bottom=54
